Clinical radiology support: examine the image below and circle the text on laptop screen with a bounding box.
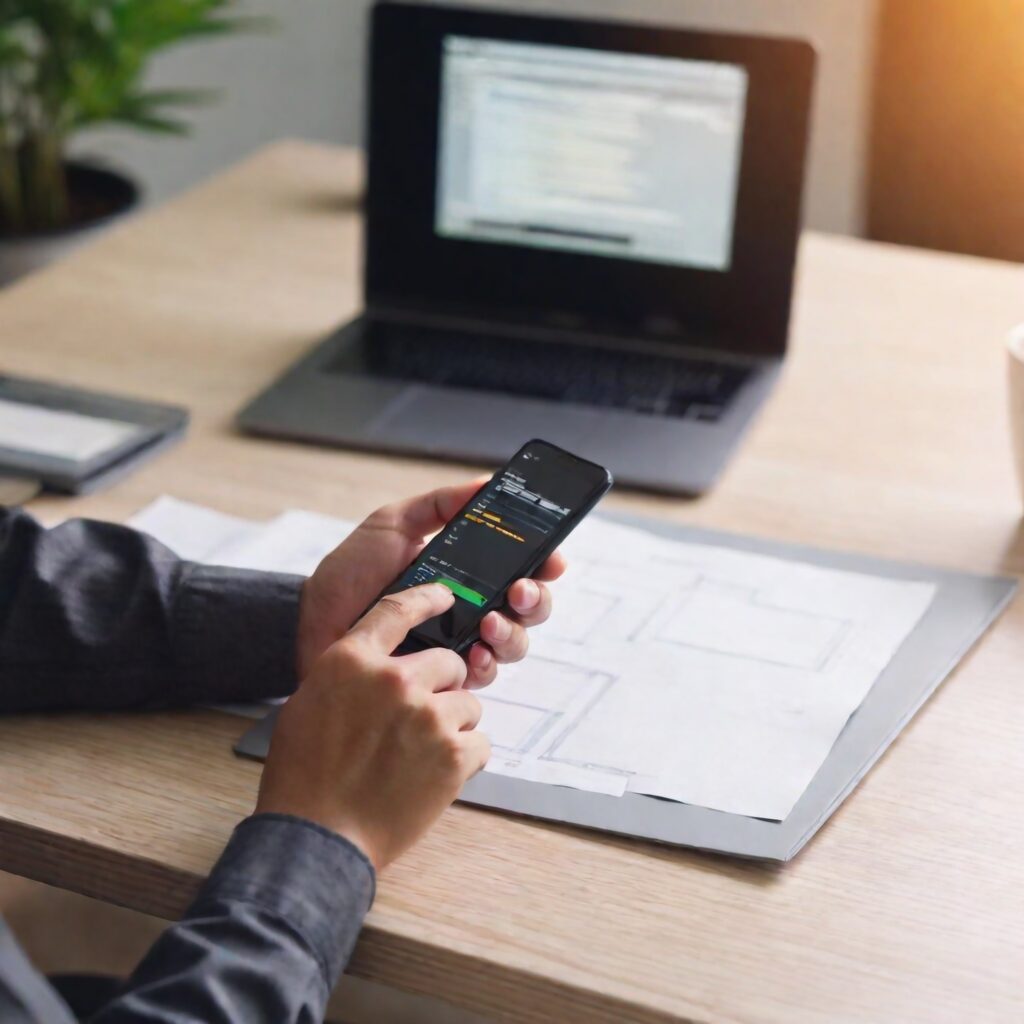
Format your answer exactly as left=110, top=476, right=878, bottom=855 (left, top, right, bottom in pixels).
left=435, top=36, right=748, bottom=271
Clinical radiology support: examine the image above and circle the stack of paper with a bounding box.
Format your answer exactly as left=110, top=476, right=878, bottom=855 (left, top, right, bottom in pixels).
left=131, top=497, right=935, bottom=821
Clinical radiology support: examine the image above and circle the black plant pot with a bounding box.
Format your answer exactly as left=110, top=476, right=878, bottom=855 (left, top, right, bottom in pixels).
left=0, top=162, right=140, bottom=286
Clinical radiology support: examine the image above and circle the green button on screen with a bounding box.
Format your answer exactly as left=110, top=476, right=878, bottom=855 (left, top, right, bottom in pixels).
left=438, top=577, right=487, bottom=606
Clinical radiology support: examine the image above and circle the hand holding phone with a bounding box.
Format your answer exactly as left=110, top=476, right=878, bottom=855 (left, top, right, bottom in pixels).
left=376, top=439, right=613, bottom=655
left=258, top=583, right=491, bottom=869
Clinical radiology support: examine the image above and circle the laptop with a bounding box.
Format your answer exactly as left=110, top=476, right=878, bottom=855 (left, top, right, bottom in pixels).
left=239, top=2, right=816, bottom=495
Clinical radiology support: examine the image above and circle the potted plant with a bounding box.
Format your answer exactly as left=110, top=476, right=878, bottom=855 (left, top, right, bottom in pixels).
left=0, top=0, right=256, bottom=285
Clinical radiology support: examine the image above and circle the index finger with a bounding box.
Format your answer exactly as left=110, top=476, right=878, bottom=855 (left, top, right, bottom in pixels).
left=349, top=583, right=455, bottom=654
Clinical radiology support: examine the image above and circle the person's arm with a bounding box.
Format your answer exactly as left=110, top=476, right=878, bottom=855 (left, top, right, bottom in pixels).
left=88, top=815, right=374, bottom=1024
left=0, top=487, right=561, bottom=1023
left=90, top=584, right=487, bottom=1024
left=0, top=508, right=301, bottom=712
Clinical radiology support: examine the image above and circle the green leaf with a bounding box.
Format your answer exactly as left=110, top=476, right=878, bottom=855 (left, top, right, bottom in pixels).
left=0, top=0, right=267, bottom=231
left=131, top=86, right=222, bottom=109
left=104, top=110, right=192, bottom=135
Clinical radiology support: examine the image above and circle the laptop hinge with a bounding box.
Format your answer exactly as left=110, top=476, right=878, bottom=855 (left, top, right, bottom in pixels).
left=363, top=303, right=773, bottom=370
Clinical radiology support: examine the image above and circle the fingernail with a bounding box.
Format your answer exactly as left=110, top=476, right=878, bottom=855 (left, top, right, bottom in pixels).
left=516, top=580, right=541, bottom=610
left=474, top=645, right=492, bottom=670
left=490, top=614, right=511, bottom=642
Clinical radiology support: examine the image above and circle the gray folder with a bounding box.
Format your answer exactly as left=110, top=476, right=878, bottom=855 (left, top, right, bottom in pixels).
left=236, top=513, right=1016, bottom=861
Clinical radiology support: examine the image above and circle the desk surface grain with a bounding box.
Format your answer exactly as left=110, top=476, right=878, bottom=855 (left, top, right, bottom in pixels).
left=1, top=142, right=1023, bottom=1024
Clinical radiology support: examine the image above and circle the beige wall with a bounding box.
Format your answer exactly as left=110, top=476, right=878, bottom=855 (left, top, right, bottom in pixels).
left=76, top=0, right=878, bottom=235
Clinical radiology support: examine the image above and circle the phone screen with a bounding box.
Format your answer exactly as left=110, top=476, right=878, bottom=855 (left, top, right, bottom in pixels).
left=388, top=440, right=611, bottom=648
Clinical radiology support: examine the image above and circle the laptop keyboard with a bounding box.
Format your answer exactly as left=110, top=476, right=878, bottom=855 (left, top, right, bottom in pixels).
left=356, top=323, right=749, bottom=421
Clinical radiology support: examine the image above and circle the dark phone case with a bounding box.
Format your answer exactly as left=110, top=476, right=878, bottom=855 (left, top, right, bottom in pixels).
left=388, top=440, right=612, bottom=654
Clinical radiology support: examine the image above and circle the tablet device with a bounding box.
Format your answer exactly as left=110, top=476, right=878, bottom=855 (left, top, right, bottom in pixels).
left=0, top=375, right=188, bottom=494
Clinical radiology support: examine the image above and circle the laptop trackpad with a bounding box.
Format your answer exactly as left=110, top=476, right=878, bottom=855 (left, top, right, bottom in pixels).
left=369, top=385, right=599, bottom=458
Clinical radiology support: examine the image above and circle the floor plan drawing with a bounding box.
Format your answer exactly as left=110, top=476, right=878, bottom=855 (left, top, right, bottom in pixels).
left=541, top=585, right=622, bottom=646
left=634, top=577, right=850, bottom=671
left=554, top=554, right=852, bottom=671
left=480, top=658, right=614, bottom=755
left=480, top=516, right=936, bottom=818
left=479, top=658, right=626, bottom=794
left=131, top=498, right=938, bottom=821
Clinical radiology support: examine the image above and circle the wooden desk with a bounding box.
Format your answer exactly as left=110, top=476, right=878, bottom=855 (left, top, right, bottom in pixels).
left=1, top=142, right=1023, bottom=1023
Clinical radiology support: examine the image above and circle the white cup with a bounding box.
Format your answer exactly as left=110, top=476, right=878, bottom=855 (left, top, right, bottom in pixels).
left=1007, top=325, right=1024, bottom=502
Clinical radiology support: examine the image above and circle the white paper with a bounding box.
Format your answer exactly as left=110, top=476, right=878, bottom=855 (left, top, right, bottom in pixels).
left=476, top=518, right=935, bottom=819
left=129, top=497, right=936, bottom=820
left=130, top=496, right=262, bottom=562
left=0, top=398, right=142, bottom=463
left=211, top=509, right=357, bottom=577
left=130, top=498, right=356, bottom=573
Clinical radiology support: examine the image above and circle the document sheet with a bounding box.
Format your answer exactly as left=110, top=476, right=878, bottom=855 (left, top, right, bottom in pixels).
left=0, top=398, right=143, bottom=463
left=131, top=497, right=936, bottom=821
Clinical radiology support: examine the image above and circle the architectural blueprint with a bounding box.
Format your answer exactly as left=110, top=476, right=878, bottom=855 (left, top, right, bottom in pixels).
left=131, top=497, right=936, bottom=821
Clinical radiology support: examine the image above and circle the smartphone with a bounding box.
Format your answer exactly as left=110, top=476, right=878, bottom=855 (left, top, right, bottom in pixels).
left=383, top=439, right=613, bottom=654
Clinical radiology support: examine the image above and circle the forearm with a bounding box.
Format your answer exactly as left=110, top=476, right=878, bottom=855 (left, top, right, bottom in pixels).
left=0, top=509, right=302, bottom=712
left=89, top=815, right=375, bottom=1024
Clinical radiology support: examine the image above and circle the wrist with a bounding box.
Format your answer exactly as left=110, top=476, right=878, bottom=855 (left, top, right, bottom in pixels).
left=296, top=579, right=312, bottom=678
left=296, top=578, right=328, bottom=680
left=254, top=791, right=382, bottom=871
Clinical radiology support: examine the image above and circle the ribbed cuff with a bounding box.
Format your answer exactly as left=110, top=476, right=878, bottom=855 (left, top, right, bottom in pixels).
left=193, top=814, right=376, bottom=987
left=172, top=564, right=303, bottom=703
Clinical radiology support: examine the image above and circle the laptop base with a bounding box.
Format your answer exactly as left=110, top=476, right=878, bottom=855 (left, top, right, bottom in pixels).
left=237, top=318, right=780, bottom=496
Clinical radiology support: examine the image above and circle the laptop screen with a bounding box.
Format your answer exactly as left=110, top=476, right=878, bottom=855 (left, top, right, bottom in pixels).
left=435, top=37, right=748, bottom=273
left=366, top=3, right=815, bottom=358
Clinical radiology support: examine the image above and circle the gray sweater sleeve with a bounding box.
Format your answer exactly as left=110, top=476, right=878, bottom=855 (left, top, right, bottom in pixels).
left=0, top=509, right=376, bottom=1022
left=0, top=816, right=375, bottom=1024
left=90, top=815, right=375, bottom=1024
left=0, top=507, right=303, bottom=711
